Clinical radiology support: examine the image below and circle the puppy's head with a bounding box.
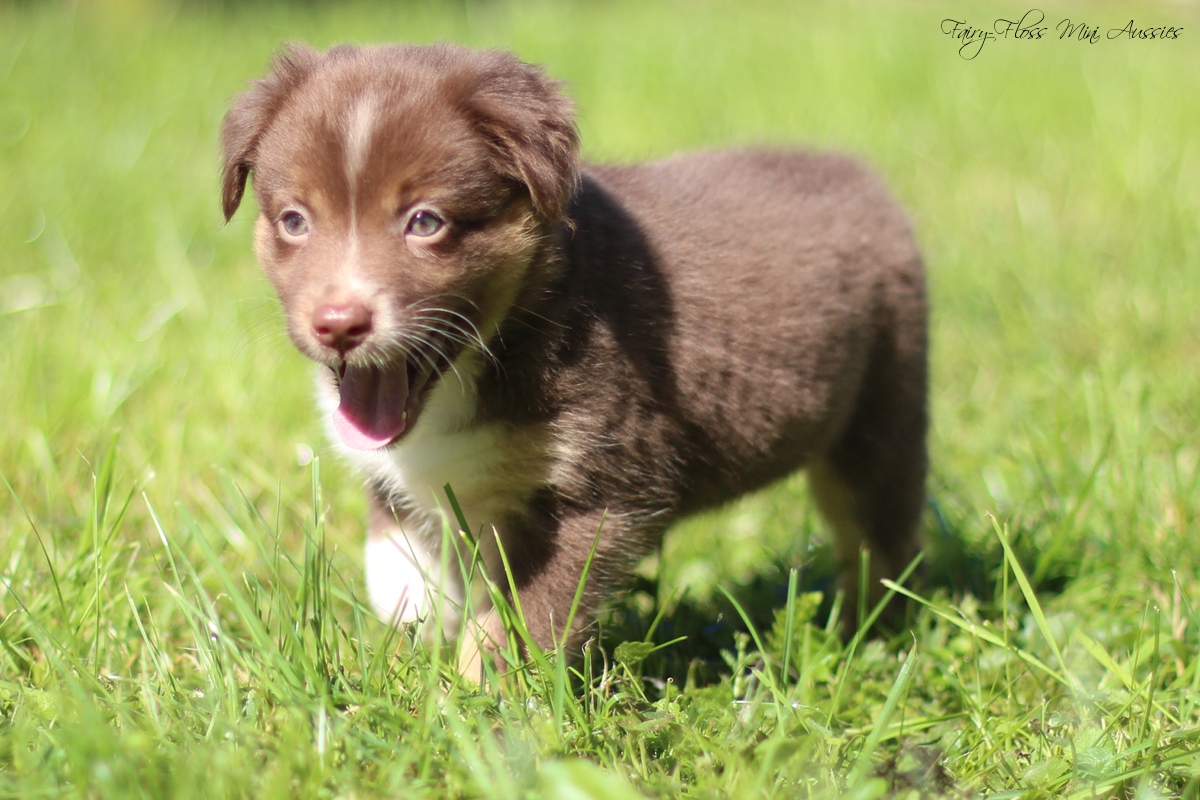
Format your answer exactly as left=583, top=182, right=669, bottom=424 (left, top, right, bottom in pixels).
left=220, top=43, right=578, bottom=450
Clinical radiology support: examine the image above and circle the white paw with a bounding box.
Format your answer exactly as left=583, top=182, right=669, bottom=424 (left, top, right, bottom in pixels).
left=364, top=533, right=461, bottom=634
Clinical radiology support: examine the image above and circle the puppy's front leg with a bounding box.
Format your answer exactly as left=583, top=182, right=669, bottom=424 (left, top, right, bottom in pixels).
left=458, top=507, right=619, bottom=678
left=364, top=490, right=465, bottom=640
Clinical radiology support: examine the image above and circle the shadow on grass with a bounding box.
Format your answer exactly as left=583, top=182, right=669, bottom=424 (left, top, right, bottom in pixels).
left=596, top=489, right=1081, bottom=687
left=597, top=553, right=837, bottom=687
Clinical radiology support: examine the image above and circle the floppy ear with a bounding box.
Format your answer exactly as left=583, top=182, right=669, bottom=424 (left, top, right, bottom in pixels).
left=219, top=43, right=320, bottom=222
left=460, top=50, right=580, bottom=221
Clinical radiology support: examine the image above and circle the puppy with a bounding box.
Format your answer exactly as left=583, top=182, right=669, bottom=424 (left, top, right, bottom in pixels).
left=220, top=42, right=928, bottom=675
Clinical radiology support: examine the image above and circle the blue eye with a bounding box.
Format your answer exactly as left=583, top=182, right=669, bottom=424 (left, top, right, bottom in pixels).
left=406, top=210, right=444, bottom=237
left=279, top=211, right=309, bottom=239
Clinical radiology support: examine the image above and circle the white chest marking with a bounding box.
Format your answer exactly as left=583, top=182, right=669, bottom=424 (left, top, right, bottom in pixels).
left=320, top=355, right=548, bottom=635
left=318, top=355, right=547, bottom=542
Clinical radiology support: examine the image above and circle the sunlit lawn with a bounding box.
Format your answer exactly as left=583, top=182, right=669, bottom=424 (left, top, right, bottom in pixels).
left=1, top=1, right=1199, bottom=797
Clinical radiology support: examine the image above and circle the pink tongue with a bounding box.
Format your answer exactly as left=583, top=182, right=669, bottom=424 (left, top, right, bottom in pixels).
left=332, top=364, right=409, bottom=450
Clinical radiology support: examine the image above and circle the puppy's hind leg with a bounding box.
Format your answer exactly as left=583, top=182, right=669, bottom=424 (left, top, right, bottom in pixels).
left=808, top=318, right=928, bottom=634
left=808, top=457, right=921, bottom=634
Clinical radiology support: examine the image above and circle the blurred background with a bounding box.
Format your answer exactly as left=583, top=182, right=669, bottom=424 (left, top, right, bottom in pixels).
left=1, top=0, right=1197, bottom=623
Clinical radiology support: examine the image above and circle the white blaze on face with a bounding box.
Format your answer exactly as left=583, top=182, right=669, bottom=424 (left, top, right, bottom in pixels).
left=343, top=93, right=379, bottom=205
left=341, top=92, right=380, bottom=268
left=326, top=93, right=414, bottom=451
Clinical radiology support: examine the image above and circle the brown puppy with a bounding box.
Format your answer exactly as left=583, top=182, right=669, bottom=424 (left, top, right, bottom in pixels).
left=220, top=42, right=927, bottom=675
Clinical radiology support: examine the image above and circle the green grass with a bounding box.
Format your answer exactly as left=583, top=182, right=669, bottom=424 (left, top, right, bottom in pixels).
left=2, top=0, right=1199, bottom=796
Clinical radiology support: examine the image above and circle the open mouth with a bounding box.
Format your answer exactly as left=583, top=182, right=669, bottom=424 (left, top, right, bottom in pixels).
left=330, top=333, right=455, bottom=451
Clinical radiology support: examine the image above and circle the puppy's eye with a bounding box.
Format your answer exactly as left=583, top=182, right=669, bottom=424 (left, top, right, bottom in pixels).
left=279, top=211, right=309, bottom=240
left=406, top=210, right=444, bottom=238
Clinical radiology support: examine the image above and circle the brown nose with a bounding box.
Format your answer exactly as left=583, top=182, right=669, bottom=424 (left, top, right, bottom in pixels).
left=312, top=302, right=373, bottom=354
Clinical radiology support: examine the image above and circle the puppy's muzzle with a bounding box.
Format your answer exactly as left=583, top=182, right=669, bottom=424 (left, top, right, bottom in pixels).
left=313, top=302, right=374, bottom=356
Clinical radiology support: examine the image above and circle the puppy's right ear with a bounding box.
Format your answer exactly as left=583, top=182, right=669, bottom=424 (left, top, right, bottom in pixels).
left=220, top=44, right=320, bottom=222
left=459, top=50, right=580, bottom=222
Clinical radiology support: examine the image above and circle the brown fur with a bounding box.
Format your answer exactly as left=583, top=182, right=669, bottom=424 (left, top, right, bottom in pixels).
left=220, top=42, right=928, bottom=672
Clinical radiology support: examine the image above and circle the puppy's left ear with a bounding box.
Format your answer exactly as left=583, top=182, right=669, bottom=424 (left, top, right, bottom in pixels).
left=220, top=43, right=321, bottom=221
left=463, top=51, right=580, bottom=221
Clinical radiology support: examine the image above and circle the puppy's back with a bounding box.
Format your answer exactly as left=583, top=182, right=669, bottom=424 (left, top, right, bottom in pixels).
left=559, top=150, right=925, bottom=509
